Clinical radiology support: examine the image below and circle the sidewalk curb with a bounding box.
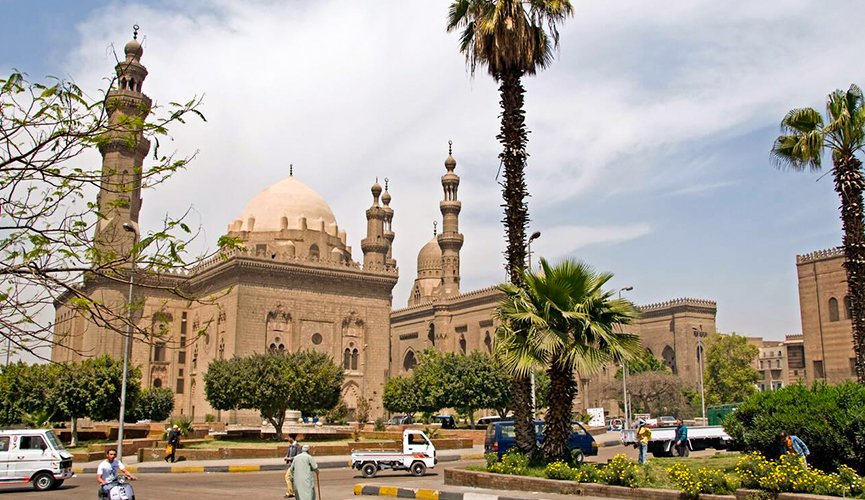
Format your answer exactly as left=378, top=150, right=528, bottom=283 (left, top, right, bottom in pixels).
left=353, top=483, right=539, bottom=500
left=70, top=452, right=480, bottom=475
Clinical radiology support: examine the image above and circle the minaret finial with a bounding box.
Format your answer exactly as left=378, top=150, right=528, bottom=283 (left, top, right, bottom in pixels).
left=290, top=164, right=293, bottom=176
left=384, top=177, right=389, bottom=190
left=133, top=24, right=139, bottom=40
left=448, top=140, right=452, bottom=155
left=433, top=221, right=437, bottom=236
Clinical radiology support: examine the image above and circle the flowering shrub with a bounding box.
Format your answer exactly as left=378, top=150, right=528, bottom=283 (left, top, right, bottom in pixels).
left=736, top=451, right=865, bottom=498
left=667, top=463, right=700, bottom=499
left=544, top=460, right=577, bottom=480
left=576, top=463, right=602, bottom=484
left=600, top=454, right=642, bottom=488
left=487, top=450, right=528, bottom=476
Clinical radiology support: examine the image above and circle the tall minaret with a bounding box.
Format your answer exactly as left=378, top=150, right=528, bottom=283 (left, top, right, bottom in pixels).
left=381, top=178, right=397, bottom=270
left=361, top=179, right=388, bottom=270
left=93, top=26, right=151, bottom=260
left=437, top=141, right=464, bottom=297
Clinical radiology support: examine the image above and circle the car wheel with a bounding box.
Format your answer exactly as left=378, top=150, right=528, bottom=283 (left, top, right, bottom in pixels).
left=31, top=472, right=55, bottom=491
left=410, top=461, right=427, bottom=477
left=570, top=449, right=585, bottom=465
left=361, top=462, right=377, bottom=478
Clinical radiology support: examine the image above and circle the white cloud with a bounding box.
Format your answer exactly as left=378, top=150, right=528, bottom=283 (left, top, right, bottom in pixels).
left=55, top=0, right=865, bottom=331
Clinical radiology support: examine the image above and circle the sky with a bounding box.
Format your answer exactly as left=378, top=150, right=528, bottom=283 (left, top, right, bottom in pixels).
left=2, top=0, right=861, bottom=342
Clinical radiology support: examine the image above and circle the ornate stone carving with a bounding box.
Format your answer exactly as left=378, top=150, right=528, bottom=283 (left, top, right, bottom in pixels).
left=341, top=311, right=365, bottom=338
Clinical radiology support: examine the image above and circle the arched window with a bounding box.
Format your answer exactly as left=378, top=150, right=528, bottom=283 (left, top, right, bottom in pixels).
left=403, top=350, right=417, bottom=372
left=829, top=297, right=840, bottom=322
left=484, top=331, right=492, bottom=353
left=427, top=323, right=435, bottom=346
left=309, top=244, right=320, bottom=260
left=662, top=345, right=677, bottom=374
left=459, top=335, right=467, bottom=354
left=351, top=349, right=359, bottom=370
left=343, top=348, right=351, bottom=369
left=153, top=378, right=162, bottom=388
left=845, top=296, right=851, bottom=319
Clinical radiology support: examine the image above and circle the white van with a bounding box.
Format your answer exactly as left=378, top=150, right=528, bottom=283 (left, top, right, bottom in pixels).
left=0, top=429, right=74, bottom=490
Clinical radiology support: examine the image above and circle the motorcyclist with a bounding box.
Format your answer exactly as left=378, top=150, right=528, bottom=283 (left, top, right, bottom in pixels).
left=96, top=449, right=137, bottom=499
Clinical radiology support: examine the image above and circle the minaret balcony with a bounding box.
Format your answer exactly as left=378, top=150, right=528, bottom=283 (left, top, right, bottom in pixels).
left=437, top=234, right=464, bottom=248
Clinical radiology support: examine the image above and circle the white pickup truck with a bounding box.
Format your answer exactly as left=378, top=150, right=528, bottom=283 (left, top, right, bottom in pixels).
left=621, top=426, right=732, bottom=457
left=351, top=429, right=437, bottom=478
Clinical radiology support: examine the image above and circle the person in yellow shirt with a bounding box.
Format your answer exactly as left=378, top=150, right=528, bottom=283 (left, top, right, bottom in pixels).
left=637, top=420, right=652, bottom=464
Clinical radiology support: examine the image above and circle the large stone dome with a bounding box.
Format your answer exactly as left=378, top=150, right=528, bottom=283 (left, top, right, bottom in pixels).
left=417, top=237, right=442, bottom=273
left=235, top=176, right=338, bottom=233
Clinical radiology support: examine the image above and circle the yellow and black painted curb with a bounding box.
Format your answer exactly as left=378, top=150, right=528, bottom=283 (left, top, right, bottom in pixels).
left=353, top=484, right=539, bottom=500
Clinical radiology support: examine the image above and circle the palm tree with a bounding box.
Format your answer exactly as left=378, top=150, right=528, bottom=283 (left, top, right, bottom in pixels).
left=447, top=0, right=574, bottom=454
left=771, top=84, right=865, bottom=384
left=496, top=258, right=641, bottom=462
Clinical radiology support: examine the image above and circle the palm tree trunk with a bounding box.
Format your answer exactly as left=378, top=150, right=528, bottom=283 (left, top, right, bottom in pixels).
left=498, top=68, right=535, bottom=454
left=835, top=154, right=865, bottom=384
left=541, top=363, right=575, bottom=462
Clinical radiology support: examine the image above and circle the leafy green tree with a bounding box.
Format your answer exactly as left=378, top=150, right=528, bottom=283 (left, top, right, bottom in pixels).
left=134, top=387, right=174, bottom=422
left=703, top=333, right=759, bottom=405
left=724, top=382, right=865, bottom=473
left=447, top=0, right=574, bottom=455
left=81, top=355, right=142, bottom=423
left=771, top=84, right=865, bottom=383
left=496, top=258, right=641, bottom=462
left=382, top=376, right=420, bottom=415
left=0, top=362, right=59, bottom=426
left=204, top=350, right=342, bottom=439
left=615, top=348, right=670, bottom=379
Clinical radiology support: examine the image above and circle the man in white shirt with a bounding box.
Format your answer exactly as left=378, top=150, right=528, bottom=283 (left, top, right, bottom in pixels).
left=96, top=449, right=136, bottom=498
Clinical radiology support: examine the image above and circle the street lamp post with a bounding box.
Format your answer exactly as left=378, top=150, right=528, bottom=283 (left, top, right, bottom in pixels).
left=693, top=326, right=708, bottom=424
left=117, top=222, right=138, bottom=459
left=526, top=231, right=541, bottom=418
left=617, top=286, right=633, bottom=429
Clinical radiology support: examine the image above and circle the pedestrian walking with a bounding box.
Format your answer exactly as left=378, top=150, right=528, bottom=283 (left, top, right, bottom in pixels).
left=283, top=434, right=300, bottom=498
left=289, top=445, right=320, bottom=500
left=674, top=419, right=689, bottom=457
left=637, top=420, right=652, bottom=464
left=165, top=425, right=181, bottom=463
left=779, top=431, right=810, bottom=468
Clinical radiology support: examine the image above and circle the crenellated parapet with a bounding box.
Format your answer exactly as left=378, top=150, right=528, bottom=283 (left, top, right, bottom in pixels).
left=796, top=247, right=844, bottom=264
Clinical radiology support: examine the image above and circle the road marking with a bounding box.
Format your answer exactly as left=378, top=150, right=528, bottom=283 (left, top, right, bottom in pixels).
left=227, top=465, right=260, bottom=473
left=171, top=465, right=205, bottom=473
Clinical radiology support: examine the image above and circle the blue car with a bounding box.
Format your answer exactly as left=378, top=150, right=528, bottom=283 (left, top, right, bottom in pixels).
left=484, top=420, right=598, bottom=462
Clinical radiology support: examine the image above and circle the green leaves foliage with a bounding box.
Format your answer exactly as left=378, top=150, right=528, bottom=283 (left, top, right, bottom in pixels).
left=203, top=350, right=343, bottom=439
left=134, top=386, right=175, bottom=422
left=703, top=333, right=759, bottom=406
left=724, top=382, right=865, bottom=473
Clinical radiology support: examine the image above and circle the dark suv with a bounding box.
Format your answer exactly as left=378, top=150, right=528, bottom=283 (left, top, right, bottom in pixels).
left=434, top=415, right=456, bottom=429
left=484, top=420, right=598, bottom=462
left=389, top=415, right=414, bottom=425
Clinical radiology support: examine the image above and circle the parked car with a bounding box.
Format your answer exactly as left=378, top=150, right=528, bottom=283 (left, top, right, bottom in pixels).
left=0, top=429, right=74, bottom=490
left=389, top=415, right=414, bottom=425
left=434, top=415, right=456, bottom=429
left=484, top=420, right=598, bottom=462
left=474, top=415, right=504, bottom=429
left=657, top=416, right=677, bottom=427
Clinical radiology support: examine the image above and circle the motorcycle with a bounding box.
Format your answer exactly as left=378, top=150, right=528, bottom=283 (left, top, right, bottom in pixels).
left=98, top=475, right=135, bottom=500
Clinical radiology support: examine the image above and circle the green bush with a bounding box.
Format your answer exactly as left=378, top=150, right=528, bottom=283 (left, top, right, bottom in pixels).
left=544, top=460, right=577, bottom=480
left=724, top=381, right=865, bottom=473
left=600, top=454, right=642, bottom=487
left=487, top=450, right=528, bottom=476
left=133, top=387, right=174, bottom=422
left=734, top=451, right=865, bottom=498
left=373, top=418, right=386, bottom=432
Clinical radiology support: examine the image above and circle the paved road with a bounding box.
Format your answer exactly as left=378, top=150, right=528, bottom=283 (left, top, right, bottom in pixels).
left=0, top=445, right=722, bottom=499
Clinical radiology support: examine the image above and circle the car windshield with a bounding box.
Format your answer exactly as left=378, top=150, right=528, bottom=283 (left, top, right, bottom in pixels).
left=44, top=432, right=64, bottom=450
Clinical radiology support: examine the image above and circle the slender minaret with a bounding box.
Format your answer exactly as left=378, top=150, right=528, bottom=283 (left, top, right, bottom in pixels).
left=93, top=26, right=151, bottom=261
left=361, top=179, right=388, bottom=269
left=437, top=141, right=464, bottom=297
left=382, top=178, right=397, bottom=270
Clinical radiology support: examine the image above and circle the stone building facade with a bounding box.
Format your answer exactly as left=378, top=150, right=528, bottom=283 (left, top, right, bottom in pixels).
left=796, top=248, right=856, bottom=384
left=754, top=335, right=806, bottom=391
left=51, top=35, right=398, bottom=423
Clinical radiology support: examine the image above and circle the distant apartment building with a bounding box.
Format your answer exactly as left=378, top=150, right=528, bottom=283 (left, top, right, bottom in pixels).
left=796, top=248, right=857, bottom=384
left=754, top=335, right=806, bottom=391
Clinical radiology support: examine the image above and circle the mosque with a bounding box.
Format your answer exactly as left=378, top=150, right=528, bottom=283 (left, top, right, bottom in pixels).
left=51, top=33, right=718, bottom=422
